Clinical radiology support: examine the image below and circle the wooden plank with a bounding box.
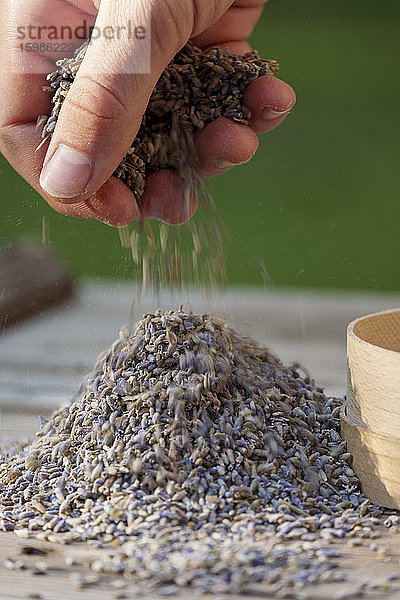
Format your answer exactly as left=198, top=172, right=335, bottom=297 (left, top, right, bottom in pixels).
left=1, top=528, right=400, bottom=599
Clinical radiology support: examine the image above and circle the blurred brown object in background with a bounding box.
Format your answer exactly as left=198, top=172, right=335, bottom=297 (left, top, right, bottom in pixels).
left=0, top=241, right=75, bottom=329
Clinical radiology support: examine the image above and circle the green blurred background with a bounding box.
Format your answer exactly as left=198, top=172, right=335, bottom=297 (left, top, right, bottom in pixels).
left=1, top=0, right=399, bottom=290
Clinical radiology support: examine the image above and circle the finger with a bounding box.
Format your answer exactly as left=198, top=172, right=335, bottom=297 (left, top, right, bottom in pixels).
left=191, top=4, right=264, bottom=48
left=243, top=75, right=296, bottom=133
left=46, top=178, right=138, bottom=226
left=140, top=170, right=198, bottom=225
left=0, top=72, right=52, bottom=135
left=194, top=118, right=258, bottom=177
left=0, top=122, right=49, bottom=192
left=0, top=120, right=137, bottom=226
left=0, top=0, right=96, bottom=216
left=234, top=0, right=268, bottom=5
left=0, top=0, right=95, bottom=128
left=38, top=0, right=185, bottom=203
left=38, top=0, right=236, bottom=205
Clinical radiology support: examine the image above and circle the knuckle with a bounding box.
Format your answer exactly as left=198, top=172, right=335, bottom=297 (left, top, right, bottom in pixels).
left=65, top=74, right=128, bottom=127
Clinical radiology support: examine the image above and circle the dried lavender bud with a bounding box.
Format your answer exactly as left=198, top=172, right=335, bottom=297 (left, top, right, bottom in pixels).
left=1, top=310, right=395, bottom=595
left=41, top=41, right=279, bottom=204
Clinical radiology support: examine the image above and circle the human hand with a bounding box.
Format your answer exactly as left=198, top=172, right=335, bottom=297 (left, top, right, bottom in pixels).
left=0, top=0, right=296, bottom=226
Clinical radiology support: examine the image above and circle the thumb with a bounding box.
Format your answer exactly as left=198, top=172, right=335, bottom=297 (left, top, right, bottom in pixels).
left=39, top=0, right=200, bottom=202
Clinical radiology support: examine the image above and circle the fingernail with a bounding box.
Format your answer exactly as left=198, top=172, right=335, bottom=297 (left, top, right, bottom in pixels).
left=40, top=144, right=93, bottom=199
left=261, top=106, right=292, bottom=121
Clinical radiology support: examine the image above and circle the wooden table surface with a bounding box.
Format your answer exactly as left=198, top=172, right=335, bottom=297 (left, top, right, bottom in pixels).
left=1, top=283, right=400, bottom=599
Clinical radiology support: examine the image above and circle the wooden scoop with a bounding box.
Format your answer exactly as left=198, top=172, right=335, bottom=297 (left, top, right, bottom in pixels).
left=342, top=308, right=400, bottom=509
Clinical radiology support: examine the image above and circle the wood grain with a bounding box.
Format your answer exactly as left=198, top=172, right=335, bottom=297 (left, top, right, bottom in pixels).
left=345, top=309, right=400, bottom=509
left=347, top=309, right=400, bottom=436
left=341, top=407, right=400, bottom=510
